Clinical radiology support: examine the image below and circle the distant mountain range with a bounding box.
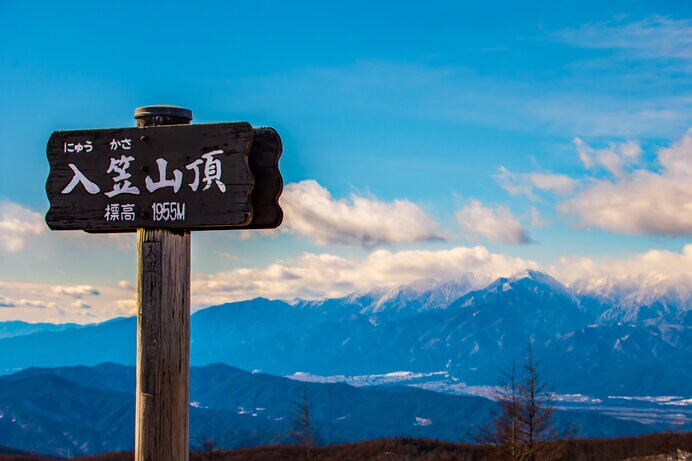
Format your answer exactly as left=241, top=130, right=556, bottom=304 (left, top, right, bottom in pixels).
left=0, top=270, right=688, bottom=397
left=0, top=363, right=657, bottom=456
left=0, top=321, right=86, bottom=340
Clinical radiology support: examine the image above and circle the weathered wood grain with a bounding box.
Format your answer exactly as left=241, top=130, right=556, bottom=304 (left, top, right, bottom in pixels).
left=135, top=229, right=190, bottom=461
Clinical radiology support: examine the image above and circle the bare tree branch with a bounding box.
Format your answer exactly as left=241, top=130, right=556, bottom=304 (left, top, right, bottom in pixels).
left=475, top=345, right=570, bottom=460
left=291, top=384, right=315, bottom=461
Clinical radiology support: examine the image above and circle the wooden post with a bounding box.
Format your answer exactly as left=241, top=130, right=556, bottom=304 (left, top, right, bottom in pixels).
left=46, top=110, right=282, bottom=460
left=134, top=106, right=192, bottom=461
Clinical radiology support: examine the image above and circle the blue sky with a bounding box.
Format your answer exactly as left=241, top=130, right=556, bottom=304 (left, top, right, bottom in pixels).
left=1, top=1, right=691, bottom=323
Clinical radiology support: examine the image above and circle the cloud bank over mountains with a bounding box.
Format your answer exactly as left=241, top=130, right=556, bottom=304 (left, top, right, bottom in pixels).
left=1, top=128, right=690, bottom=323
left=2, top=243, right=690, bottom=324
left=192, top=246, right=537, bottom=306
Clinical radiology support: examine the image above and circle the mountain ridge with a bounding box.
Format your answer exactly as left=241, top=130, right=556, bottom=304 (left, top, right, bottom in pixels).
left=0, top=271, right=689, bottom=396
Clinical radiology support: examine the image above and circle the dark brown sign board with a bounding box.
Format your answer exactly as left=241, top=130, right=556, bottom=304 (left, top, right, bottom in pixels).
left=46, top=122, right=282, bottom=232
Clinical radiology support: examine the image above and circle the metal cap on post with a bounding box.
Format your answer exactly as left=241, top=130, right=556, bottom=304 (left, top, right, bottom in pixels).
left=135, top=105, right=193, bottom=128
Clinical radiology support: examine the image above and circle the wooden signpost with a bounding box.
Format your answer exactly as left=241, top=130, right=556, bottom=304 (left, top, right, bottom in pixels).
left=45, top=106, right=283, bottom=460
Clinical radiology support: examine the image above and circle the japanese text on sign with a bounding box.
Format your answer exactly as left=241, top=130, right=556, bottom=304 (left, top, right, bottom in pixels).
left=61, top=151, right=228, bottom=197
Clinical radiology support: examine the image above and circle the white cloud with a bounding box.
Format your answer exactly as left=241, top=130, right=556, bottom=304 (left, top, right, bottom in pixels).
left=0, top=296, right=55, bottom=309
left=116, top=299, right=137, bottom=314
left=280, top=180, right=445, bottom=247
left=118, top=280, right=134, bottom=291
left=573, top=137, right=642, bottom=177
left=529, top=207, right=549, bottom=228
left=659, top=131, right=692, bottom=177
left=455, top=200, right=531, bottom=245
left=53, top=285, right=101, bottom=298
left=0, top=296, right=13, bottom=308
left=561, top=130, right=692, bottom=236
left=192, top=245, right=537, bottom=307
left=558, top=16, right=692, bottom=60
left=528, top=173, right=578, bottom=195
left=17, top=299, right=56, bottom=309
left=495, top=167, right=577, bottom=200
left=0, top=201, right=45, bottom=252
left=494, top=167, right=537, bottom=200
left=553, top=245, right=692, bottom=294
left=620, top=140, right=644, bottom=158
left=0, top=280, right=135, bottom=324
left=71, top=300, right=92, bottom=310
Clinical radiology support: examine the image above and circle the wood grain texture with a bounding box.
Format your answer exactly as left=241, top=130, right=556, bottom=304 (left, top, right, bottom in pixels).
left=135, top=229, right=190, bottom=461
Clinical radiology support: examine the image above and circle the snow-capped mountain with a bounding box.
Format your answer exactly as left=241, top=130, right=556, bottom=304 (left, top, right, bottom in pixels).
left=571, top=273, right=692, bottom=325
left=326, top=274, right=479, bottom=317
left=0, top=270, right=689, bottom=396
